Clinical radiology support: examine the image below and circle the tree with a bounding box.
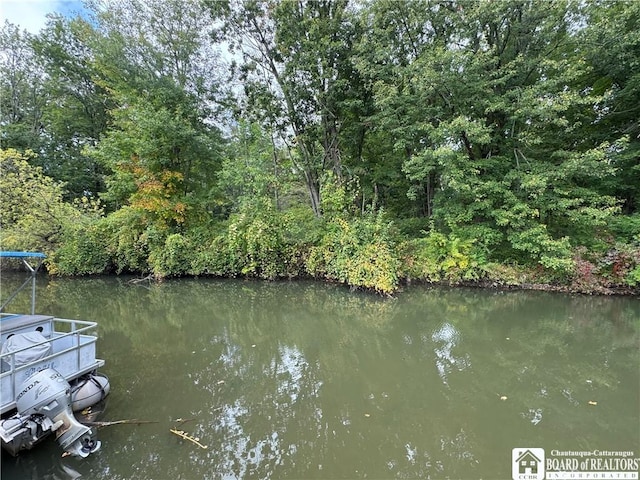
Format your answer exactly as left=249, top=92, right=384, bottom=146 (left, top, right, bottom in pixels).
left=358, top=0, right=620, bottom=269
left=219, top=121, right=294, bottom=212
left=0, top=22, right=45, bottom=152
left=0, top=149, right=83, bottom=253
left=578, top=0, right=640, bottom=214
left=222, top=0, right=365, bottom=216
left=87, top=0, right=225, bottom=108
left=32, top=16, right=113, bottom=197
left=85, top=0, right=225, bottom=226
left=90, top=87, right=219, bottom=229
left=354, top=0, right=457, bottom=219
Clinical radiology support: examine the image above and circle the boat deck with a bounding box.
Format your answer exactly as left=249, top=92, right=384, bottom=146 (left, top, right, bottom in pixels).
left=1, top=314, right=105, bottom=415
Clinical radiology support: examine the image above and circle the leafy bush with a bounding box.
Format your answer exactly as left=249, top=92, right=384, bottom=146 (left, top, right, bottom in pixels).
left=149, top=233, right=193, bottom=277
left=482, top=263, right=530, bottom=286
left=98, top=207, right=155, bottom=274
left=190, top=233, right=233, bottom=276
left=608, top=214, right=640, bottom=243
left=570, top=243, right=640, bottom=291
left=399, top=230, right=485, bottom=283
left=234, top=212, right=283, bottom=278
left=49, top=221, right=111, bottom=275
left=507, top=225, right=574, bottom=276
left=192, top=202, right=308, bottom=280
left=627, top=266, right=640, bottom=287
left=570, top=251, right=604, bottom=293
left=306, top=211, right=401, bottom=294
left=0, top=149, right=81, bottom=254
left=597, top=243, right=640, bottom=284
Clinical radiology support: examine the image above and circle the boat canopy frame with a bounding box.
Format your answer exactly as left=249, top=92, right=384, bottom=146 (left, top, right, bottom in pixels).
left=0, top=252, right=46, bottom=315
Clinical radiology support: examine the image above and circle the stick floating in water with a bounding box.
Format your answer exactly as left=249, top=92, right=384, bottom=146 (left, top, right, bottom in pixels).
left=170, top=428, right=208, bottom=449
left=84, top=419, right=158, bottom=427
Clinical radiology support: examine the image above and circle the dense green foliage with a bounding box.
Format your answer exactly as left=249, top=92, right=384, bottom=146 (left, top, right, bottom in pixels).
left=1, top=0, right=638, bottom=294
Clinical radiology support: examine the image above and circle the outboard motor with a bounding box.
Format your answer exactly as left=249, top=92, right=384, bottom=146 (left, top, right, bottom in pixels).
left=15, top=368, right=100, bottom=457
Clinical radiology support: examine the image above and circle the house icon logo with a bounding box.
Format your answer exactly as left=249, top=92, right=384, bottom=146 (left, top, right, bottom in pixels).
left=512, top=448, right=545, bottom=480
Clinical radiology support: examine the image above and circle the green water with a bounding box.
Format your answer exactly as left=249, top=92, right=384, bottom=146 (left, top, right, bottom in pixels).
left=1, top=276, right=638, bottom=479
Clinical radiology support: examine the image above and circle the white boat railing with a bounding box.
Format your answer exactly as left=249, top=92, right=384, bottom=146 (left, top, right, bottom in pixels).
left=0, top=318, right=105, bottom=414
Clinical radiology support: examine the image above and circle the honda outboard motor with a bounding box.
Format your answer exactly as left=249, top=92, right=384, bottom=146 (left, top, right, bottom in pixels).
left=14, top=368, right=100, bottom=457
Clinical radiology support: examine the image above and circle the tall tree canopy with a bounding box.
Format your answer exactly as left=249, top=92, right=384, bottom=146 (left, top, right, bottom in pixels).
left=223, top=0, right=368, bottom=216
left=0, top=23, right=45, bottom=152
left=84, top=0, right=226, bottom=226
left=356, top=0, right=623, bottom=267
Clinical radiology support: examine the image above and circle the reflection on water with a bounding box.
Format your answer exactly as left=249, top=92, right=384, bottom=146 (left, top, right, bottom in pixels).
left=207, top=341, right=324, bottom=480
left=1, top=276, right=638, bottom=479
left=432, top=322, right=470, bottom=386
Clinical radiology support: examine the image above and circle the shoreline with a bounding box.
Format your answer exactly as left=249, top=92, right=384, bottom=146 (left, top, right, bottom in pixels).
left=409, top=279, right=640, bottom=297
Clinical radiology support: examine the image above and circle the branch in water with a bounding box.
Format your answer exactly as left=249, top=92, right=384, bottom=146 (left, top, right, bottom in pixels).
left=170, top=428, right=208, bottom=449
left=84, top=419, right=158, bottom=427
